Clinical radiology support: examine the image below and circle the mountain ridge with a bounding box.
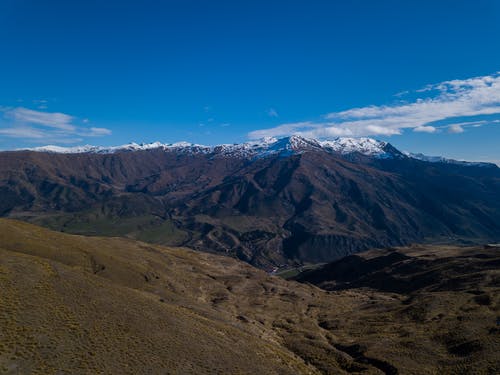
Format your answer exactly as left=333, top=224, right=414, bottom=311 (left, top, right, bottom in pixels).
left=17, top=135, right=498, bottom=167
left=1, top=141, right=499, bottom=268
left=20, top=135, right=397, bottom=159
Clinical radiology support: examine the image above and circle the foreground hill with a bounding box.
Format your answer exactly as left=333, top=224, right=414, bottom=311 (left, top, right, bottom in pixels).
left=0, top=219, right=499, bottom=374
left=1, top=136, right=499, bottom=268
left=0, top=219, right=314, bottom=374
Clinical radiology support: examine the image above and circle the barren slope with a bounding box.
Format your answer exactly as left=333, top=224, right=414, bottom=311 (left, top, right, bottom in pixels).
left=0, top=220, right=499, bottom=374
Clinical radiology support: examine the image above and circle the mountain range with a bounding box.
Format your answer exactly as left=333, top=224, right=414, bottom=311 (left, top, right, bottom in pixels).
left=1, top=136, right=499, bottom=268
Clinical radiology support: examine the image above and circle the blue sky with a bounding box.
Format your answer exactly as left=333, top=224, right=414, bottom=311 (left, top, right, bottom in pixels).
left=0, top=0, right=499, bottom=164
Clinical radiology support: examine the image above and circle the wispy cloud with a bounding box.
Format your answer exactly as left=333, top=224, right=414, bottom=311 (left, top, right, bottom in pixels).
left=0, top=107, right=112, bottom=143
left=0, top=126, right=47, bottom=139
left=6, top=107, right=76, bottom=131
left=33, top=99, right=49, bottom=110
left=87, top=127, right=112, bottom=136
left=267, top=108, right=279, bottom=118
left=249, top=72, right=500, bottom=139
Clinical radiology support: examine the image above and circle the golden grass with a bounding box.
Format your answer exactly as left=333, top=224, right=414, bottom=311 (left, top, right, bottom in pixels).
left=0, top=218, right=498, bottom=374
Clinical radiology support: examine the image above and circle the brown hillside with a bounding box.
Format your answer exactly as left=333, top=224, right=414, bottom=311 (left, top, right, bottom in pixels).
left=1, top=148, right=499, bottom=268
left=0, top=219, right=499, bottom=374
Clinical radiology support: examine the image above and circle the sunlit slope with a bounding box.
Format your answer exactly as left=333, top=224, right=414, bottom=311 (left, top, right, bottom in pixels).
left=1, top=219, right=499, bottom=374
left=0, top=219, right=315, bottom=374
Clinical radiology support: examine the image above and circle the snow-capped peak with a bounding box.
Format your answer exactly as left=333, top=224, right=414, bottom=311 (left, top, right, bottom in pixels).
left=16, top=137, right=497, bottom=167
left=21, top=136, right=398, bottom=159
left=27, top=144, right=105, bottom=153
left=26, top=141, right=210, bottom=154
left=318, top=137, right=389, bottom=157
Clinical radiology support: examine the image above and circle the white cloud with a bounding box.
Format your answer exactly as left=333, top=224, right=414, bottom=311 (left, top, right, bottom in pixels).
left=0, top=107, right=112, bottom=143
left=448, top=124, right=464, bottom=134
left=267, top=108, right=279, bottom=118
left=248, top=72, right=500, bottom=139
left=413, top=125, right=437, bottom=133
left=6, top=107, right=76, bottom=131
left=0, top=126, right=46, bottom=139
left=248, top=121, right=314, bottom=139
left=365, top=125, right=401, bottom=136
left=299, top=125, right=354, bottom=138
left=87, top=127, right=112, bottom=136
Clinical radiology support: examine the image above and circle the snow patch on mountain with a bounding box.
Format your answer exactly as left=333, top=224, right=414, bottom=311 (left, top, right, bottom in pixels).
left=20, top=136, right=496, bottom=166
left=26, top=141, right=210, bottom=154
left=21, top=135, right=400, bottom=159
left=319, top=137, right=389, bottom=157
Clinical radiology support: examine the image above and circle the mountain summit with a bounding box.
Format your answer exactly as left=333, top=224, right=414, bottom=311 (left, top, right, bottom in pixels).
left=23, top=136, right=497, bottom=167
left=24, top=135, right=401, bottom=159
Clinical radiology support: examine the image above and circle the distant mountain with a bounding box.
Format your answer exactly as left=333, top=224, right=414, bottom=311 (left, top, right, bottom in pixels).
left=2, top=136, right=500, bottom=267
left=23, top=135, right=402, bottom=159
left=24, top=135, right=495, bottom=167
left=405, top=152, right=498, bottom=167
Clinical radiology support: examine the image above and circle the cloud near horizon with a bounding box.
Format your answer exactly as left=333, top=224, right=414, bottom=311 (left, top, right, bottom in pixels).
left=248, top=72, right=500, bottom=139
left=0, top=107, right=112, bottom=143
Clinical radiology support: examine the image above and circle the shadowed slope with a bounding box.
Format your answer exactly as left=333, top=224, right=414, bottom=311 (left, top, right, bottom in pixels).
left=1, top=147, right=499, bottom=268
left=295, top=244, right=500, bottom=294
